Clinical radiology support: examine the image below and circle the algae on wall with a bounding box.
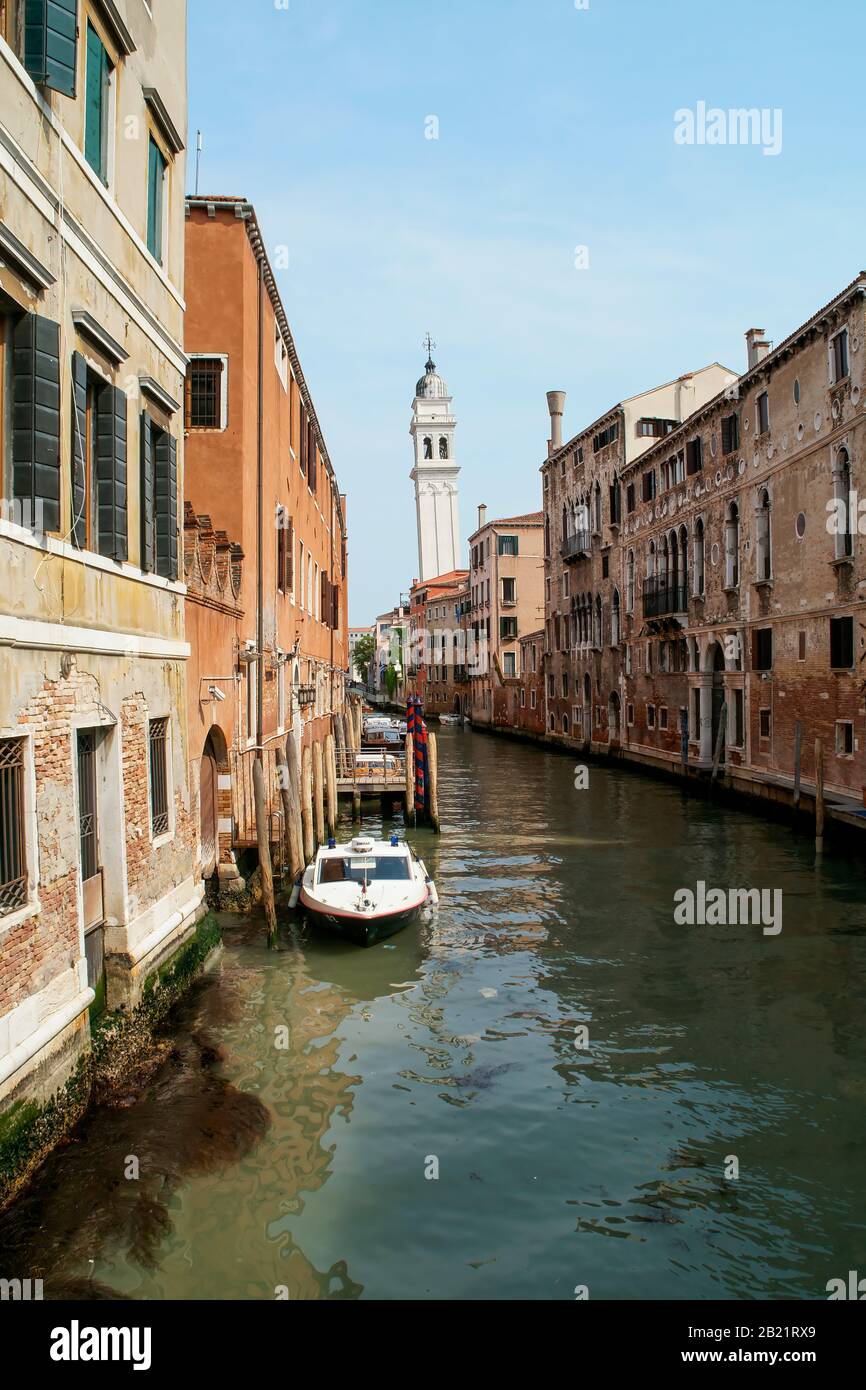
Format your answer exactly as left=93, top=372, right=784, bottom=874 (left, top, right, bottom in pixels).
left=0, top=913, right=222, bottom=1214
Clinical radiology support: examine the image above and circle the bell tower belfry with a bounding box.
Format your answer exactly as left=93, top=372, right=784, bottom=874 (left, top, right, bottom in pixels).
left=410, top=338, right=461, bottom=581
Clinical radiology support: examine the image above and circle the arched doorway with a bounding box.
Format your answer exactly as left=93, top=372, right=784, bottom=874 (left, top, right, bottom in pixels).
left=200, top=728, right=227, bottom=879
left=453, top=693, right=462, bottom=716
left=710, top=643, right=726, bottom=762
left=608, top=691, right=621, bottom=746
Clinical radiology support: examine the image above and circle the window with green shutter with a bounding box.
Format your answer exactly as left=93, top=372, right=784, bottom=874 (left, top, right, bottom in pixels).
left=84, top=22, right=112, bottom=184
left=95, top=382, right=127, bottom=562
left=147, top=137, right=167, bottom=263
left=24, top=0, right=78, bottom=97
left=154, top=427, right=178, bottom=579
left=12, top=312, right=61, bottom=534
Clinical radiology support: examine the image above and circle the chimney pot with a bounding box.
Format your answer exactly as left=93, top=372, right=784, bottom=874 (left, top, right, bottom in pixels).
left=547, top=390, right=566, bottom=452
left=745, top=328, right=772, bottom=370
left=478, top=503, right=487, bottom=530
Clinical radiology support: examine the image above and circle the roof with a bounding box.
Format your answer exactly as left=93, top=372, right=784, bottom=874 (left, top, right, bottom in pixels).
left=468, top=510, right=543, bottom=541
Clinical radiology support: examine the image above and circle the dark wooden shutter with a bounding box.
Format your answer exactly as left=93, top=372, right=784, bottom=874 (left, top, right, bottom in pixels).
left=13, top=313, right=61, bottom=533
left=154, top=431, right=178, bottom=579
left=24, top=0, right=78, bottom=97
left=140, top=412, right=155, bottom=573
left=331, top=582, right=340, bottom=630
left=70, top=351, right=88, bottom=548
left=287, top=516, right=294, bottom=591
left=96, top=383, right=128, bottom=562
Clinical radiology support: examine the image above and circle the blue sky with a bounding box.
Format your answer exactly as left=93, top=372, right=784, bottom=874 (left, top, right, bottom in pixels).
left=188, top=0, right=866, bottom=623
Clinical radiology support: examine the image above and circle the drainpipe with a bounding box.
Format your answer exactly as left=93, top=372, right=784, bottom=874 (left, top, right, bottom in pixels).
left=256, top=256, right=265, bottom=749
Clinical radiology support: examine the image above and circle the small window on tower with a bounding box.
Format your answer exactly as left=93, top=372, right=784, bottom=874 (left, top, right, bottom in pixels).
left=439, top=437, right=448, bottom=459
left=423, top=437, right=433, bottom=459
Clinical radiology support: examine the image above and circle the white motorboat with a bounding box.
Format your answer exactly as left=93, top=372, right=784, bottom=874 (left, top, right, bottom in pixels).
left=292, top=835, right=437, bottom=946
left=438, top=713, right=462, bottom=725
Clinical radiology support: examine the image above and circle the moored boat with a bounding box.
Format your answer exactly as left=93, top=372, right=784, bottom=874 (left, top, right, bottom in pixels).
left=294, top=835, right=436, bottom=946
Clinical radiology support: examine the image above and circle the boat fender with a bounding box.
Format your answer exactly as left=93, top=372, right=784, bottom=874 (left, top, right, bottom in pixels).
left=288, top=875, right=302, bottom=909
left=426, top=879, right=439, bottom=907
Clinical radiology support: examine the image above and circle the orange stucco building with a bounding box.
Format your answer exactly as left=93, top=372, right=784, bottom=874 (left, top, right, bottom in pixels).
left=183, top=196, right=349, bottom=887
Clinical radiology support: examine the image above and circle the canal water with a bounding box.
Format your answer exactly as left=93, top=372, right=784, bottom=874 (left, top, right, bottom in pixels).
left=2, top=728, right=865, bottom=1300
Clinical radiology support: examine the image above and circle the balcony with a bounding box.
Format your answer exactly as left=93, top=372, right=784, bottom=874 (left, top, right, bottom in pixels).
left=643, top=578, right=687, bottom=618
left=561, top=531, right=591, bottom=562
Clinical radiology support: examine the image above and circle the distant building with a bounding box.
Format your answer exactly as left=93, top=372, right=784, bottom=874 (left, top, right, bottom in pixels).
left=467, top=508, right=545, bottom=727
left=348, top=626, right=374, bottom=684
left=408, top=571, right=470, bottom=717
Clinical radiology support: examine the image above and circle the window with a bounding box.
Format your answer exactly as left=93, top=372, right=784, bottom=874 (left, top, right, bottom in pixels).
left=561, top=672, right=569, bottom=698
left=498, top=535, right=518, bottom=557
left=833, top=448, right=853, bottom=560
left=439, top=436, right=449, bottom=459
left=500, top=617, right=518, bottom=640
left=721, top=412, right=740, bottom=455
left=756, top=489, right=772, bottom=581
left=627, top=703, right=634, bottom=726
left=602, top=554, right=609, bottom=579
left=753, top=628, right=773, bottom=671
left=757, top=391, right=770, bottom=436
left=277, top=506, right=293, bottom=594
left=502, top=577, right=516, bottom=604
left=836, top=721, right=854, bottom=757
left=148, top=718, right=169, bottom=837
left=686, top=439, right=702, bottom=475
left=520, top=687, right=526, bottom=708
left=530, top=689, right=537, bottom=710
left=647, top=704, right=656, bottom=729
left=830, top=616, right=854, bottom=669
left=593, top=422, right=619, bottom=452
left=562, top=714, right=570, bottom=736
left=147, top=136, right=167, bottom=262
left=85, top=23, right=113, bottom=184
left=693, top=518, right=705, bottom=597
left=637, top=418, right=676, bottom=438
left=0, top=737, right=27, bottom=914
left=642, top=470, right=656, bottom=503
left=725, top=503, right=740, bottom=588
left=547, top=675, right=555, bottom=698
left=832, top=329, right=849, bottom=383
left=759, top=708, right=771, bottom=740
left=186, top=357, right=225, bottom=429
left=503, top=652, right=516, bottom=677
left=798, top=631, right=807, bottom=662
left=626, top=482, right=636, bottom=514
left=140, top=417, right=178, bottom=579
left=659, top=707, right=668, bottom=731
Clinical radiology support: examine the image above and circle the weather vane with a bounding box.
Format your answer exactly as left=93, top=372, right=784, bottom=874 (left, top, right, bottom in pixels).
left=423, top=332, right=437, bottom=362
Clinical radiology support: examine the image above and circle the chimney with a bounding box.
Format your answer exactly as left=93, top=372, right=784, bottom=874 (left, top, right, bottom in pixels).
left=477, top=503, right=487, bottom=531
left=547, top=390, right=566, bottom=454
left=745, top=328, right=772, bottom=370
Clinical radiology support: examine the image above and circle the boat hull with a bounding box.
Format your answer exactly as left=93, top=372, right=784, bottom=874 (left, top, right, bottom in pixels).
left=299, top=892, right=424, bottom=947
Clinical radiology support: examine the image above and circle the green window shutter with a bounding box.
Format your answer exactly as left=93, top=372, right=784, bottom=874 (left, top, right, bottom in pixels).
left=96, top=383, right=128, bottom=562
left=147, top=138, right=166, bottom=261
left=84, top=24, right=110, bottom=182
left=154, top=431, right=178, bottom=579
left=70, top=350, right=88, bottom=548
left=139, top=412, right=154, bottom=573
left=12, top=313, right=61, bottom=533
left=24, top=0, right=78, bottom=98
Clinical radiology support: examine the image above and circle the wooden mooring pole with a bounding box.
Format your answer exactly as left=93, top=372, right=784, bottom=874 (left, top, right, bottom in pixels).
left=428, top=730, right=440, bottom=833
left=276, top=745, right=304, bottom=880
left=313, top=740, right=325, bottom=846
left=301, top=744, right=314, bottom=863
left=793, top=722, right=802, bottom=815
left=815, top=736, right=825, bottom=855
left=404, top=732, right=415, bottom=827
left=252, top=757, right=277, bottom=946
left=325, top=732, right=337, bottom=837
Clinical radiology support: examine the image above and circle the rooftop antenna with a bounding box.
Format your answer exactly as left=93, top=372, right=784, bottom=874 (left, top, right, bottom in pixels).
left=195, top=130, right=203, bottom=195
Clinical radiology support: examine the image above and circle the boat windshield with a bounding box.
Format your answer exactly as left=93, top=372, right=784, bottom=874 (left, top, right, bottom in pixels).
left=318, top=855, right=412, bottom=884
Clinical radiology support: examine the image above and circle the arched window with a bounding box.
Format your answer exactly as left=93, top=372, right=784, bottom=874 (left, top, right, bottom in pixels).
left=612, top=589, right=621, bottom=646
left=562, top=505, right=569, bottom=544
left=594, top=594, right=603, bottom=649
left=584, top=672, right=591, bottom=726
left=423, top=436, right=433, bottom=459
left=756, top=489, right=772, bottom=581
left=439, top=436, right=449, bottom=459
left=677, top=525, right=688, bottom=605
left=725, top=503, right=740, bottom=588
left=647, top=540, right=656, bottom=580
left=693, top=518, right=705, bottom=596
left=563, top=713, right=570, bottom=736
left=544, top=515, right=551, bottom=557
left=833, top=448, right=853, bottom=559
left=626, top=549, right=635, bottom=613
left=593, top=481, right=602, bottom=534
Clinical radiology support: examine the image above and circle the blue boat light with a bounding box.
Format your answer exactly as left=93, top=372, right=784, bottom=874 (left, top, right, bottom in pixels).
left=328, top=837, right=336, bottom=849
left=390, top=833, right=399, bottom=846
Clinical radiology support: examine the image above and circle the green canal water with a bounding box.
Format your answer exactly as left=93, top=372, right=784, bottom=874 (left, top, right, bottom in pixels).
left=2, top=728, right=865, bottom=1300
